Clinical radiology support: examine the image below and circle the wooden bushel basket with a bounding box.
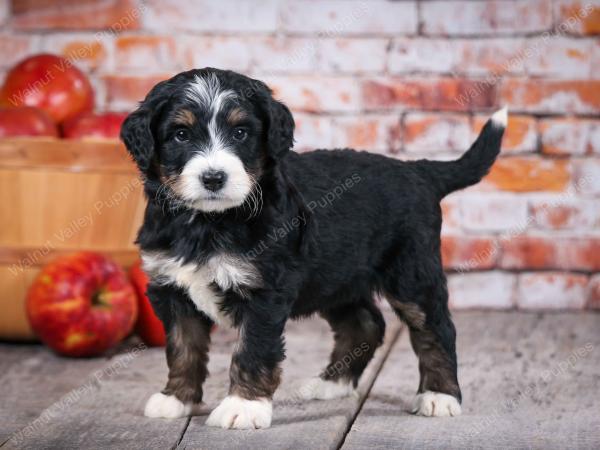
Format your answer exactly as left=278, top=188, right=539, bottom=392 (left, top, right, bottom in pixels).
left=0, top=138, right=145, bottom=340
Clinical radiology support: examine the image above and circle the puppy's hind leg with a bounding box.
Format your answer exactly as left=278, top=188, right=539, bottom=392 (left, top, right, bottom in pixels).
left=384, top=249, right=462, bottom=417
left=299, top=300, right=386, bottom=401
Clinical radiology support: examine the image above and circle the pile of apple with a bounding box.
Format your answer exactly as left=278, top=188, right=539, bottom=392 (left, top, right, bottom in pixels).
left=0, top=54, right=126, bottom=139
left=27, top=252, right=166, bottom=357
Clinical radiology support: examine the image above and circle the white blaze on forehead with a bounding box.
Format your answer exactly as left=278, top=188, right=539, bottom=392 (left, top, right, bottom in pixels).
left=185, top=73, right=236, bottom=144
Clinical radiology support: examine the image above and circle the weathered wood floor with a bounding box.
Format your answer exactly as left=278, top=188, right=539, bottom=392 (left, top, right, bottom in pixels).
left=1, top=311, right=599, bottom=450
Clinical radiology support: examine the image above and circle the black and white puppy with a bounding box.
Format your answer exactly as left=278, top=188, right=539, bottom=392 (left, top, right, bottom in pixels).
left=121, top=68, right=506, bottom=429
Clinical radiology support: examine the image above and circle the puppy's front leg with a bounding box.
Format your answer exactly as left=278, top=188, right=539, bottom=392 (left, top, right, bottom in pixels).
left=144, top=284, right=212, bottom=419
left=206, top=300, right=287, bottom=429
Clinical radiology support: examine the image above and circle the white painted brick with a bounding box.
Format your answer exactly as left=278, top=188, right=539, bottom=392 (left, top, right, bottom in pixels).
left=448, top=272, right=516, bottom=309
left=182, top=36, right=252, bottom=72
left=459, top=193, right=530, bottom=233
left=421, top=0, right=552, bottom=36
left=280, top=0, right=417, bottom=35
left=526, top=37, right=592, bottom=79
left=263, top=76, right=362, bottom=112
left=403, top=113, right=472, bottom=155
left=318, top=38, right=388, bottom=73
left=293, top=113, right=333, bottom=151
left=388, top=38, right=455, bottom=74
left=144, top=0, right=278, bottom=33
left=574, top=159, right=600, bottom=195
left=517, top=272, right=588, bottom=309
left=249, top=37, right=319, bottom=74
left=529, top=196, right=600, bottom=231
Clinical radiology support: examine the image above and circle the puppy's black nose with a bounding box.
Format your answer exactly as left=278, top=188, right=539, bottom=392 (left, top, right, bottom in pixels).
left=201, top=170, right=227, bottom=192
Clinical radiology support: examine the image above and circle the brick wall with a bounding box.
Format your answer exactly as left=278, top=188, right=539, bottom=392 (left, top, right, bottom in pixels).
left=1, top=0, right=599, bottom=310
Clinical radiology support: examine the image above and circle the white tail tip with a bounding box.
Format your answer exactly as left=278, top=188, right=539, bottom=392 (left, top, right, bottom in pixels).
left=491, top=106, right=508, bottom=128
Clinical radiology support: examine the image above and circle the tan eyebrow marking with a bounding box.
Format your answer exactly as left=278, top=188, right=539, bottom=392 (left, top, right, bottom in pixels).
left=226, top=107, right=248, bottom=125
left=173, top=109, right=196, bottom=126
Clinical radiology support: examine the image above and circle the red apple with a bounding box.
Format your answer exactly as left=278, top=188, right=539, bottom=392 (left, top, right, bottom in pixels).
left=0, top=54, right=94, bottom=124
left=0, top=106, right=59, bottom=137
left=129, top=260, right=166, bottom=347
left=62, top=112, right=127, bottom=139
left=27, top=252, right=138, bottom=357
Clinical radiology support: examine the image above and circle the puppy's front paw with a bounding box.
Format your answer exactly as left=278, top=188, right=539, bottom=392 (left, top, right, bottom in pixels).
left=144, top=392, right=200, bottom=419
left=412, top=391, right=462, bottom=417
left=297, top=377, right=355, bottom=400
left=205, top=395, right=272, bottom=429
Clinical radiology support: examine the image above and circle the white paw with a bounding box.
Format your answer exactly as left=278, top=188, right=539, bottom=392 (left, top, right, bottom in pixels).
left=412, top=391, right=462, bottom=417
left=297, top=377, right=355, bottom=400
left=205, top=395, right=272, bottom=429
left=144, top=392, right=200, bottom=419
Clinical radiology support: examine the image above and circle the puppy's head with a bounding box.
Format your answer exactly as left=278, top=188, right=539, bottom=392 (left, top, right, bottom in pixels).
left=121, top=68, right=294, bottom=213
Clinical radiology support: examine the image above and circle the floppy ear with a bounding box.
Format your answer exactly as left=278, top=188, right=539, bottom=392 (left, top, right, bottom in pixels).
left=120, top=106, right=156, bottom=173
left=266, top=98, right=295, bottom=160
left=120, top=79, right=171, bottom=173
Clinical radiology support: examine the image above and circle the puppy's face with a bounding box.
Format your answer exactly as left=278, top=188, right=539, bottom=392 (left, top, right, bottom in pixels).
left=121, top=69, right=294, bottom=213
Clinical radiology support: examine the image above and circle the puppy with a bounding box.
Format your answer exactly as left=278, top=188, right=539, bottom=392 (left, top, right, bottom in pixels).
left=121, top=68, right=506, bottom=429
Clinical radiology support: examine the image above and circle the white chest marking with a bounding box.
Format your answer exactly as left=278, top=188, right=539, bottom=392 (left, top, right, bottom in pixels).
left=141, top=251, right=260, bottom=327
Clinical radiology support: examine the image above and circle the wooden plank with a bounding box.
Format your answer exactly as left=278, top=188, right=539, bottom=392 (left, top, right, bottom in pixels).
left=1, top=311, right=400, bottom=450
left=1, top=341, right=187, bottom=450
left=0, top=344, right=120, bottom=445
left=342, top=312, right=600, bottom=450
left=0, top=138, right=136, bottom=174
left=179, top=311, right=401, bottom=450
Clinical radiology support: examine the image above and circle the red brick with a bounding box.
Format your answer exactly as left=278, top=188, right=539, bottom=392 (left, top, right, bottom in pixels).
left=526, top=37, right=592, bottom=78
left=530, top=197, right=600, bottom=231
left=500, top=236, right=600, bottom=271
left=421, top=0, right=552, bottom=36
left=473, top=114, right=537, bottom=153
left=540, top=119, right=600, bottom=155
left=500, top=79, right=600, bottom=114
left=0, top=34, right=35, bottom=69
left=11, top=0, right=141, bottom=30
left=483, top=158, right=571, bottom=192
left=331, top=115, right=400, bottom=153
left=103, top=74, right=173, bottom=111
left=517, top=272, right=588, bottom=309
left=554, top=1, right=600, bottom=35
left=448, top=272, right=516, bottom=309
left=442, top=235, right=499, bottom=271
left=280, top=0, right=417, bottom=35
left=362, top=78, right=497, bottom=112
left=264, top=76, right=361, bottom=113
left=403, top=113, right=471, bottom=154
left=318, top=38, right=388, bottom=74
left=588, top=274, right=600, bottom=309
left=144, top=0, right=277, bottom=33
left=115, top=35, right=177, bottom=71
left=500, top=236, right=557, bottom=270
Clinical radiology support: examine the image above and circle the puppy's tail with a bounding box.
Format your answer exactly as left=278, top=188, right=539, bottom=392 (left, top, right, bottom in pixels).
left=426, top=107, right=507, bottom=198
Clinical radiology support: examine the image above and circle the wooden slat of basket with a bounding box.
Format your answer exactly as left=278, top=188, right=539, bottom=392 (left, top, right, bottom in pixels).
left=0, top=138, right=137, bottom=173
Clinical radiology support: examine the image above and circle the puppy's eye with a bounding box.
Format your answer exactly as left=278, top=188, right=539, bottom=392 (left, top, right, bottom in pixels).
left=232, top=128, right=248, bottom=142
left=174, top=129, right=190, bottom=143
